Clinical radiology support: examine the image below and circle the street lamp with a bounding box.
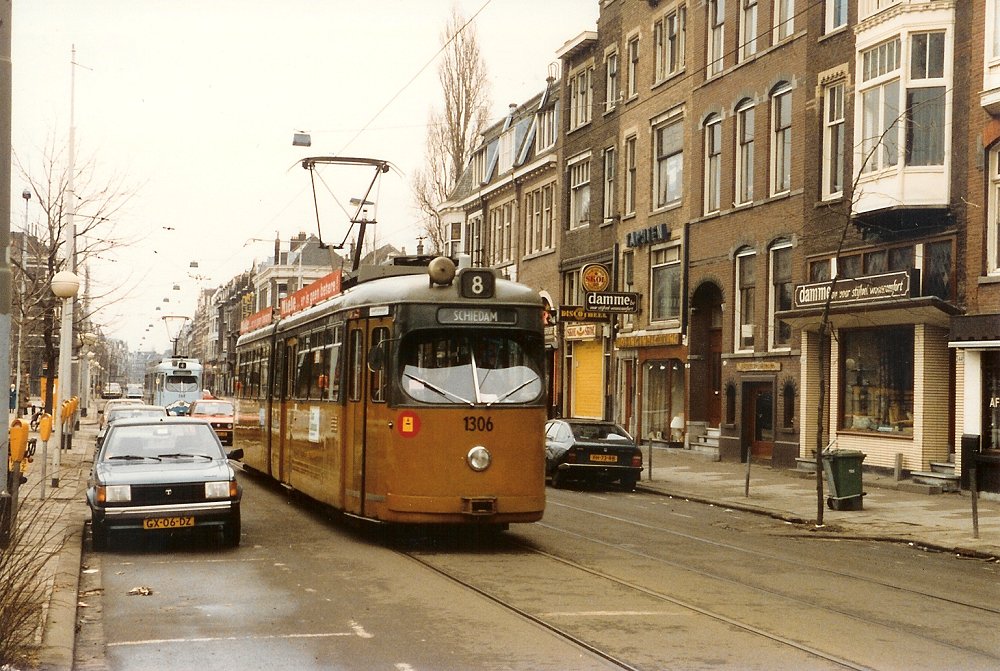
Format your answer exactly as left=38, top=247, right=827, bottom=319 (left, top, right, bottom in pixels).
left=162, top=315, right=189, bottom=356
left=15, top=189, right=30, bottom=418
left=50, top=270, right=80, bottom=488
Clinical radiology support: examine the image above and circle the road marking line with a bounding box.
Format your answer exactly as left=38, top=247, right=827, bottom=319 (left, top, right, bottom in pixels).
left=538, top=610, right=673, bottom=617
left=109, top=631, right=365, bottom=647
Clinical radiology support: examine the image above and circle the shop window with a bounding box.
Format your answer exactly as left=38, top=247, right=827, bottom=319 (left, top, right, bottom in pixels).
left=782, top=380, right=795, bottom=428
left=725, top=383, right=737, bottom=424
left=642, top=359, right=684, bottom=440
left=983, top=352, right=1000, bottom=451
left=840, top=326, right=914, bottom=435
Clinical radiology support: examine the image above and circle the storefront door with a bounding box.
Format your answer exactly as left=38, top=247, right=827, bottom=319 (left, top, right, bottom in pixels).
left=743, top=381, right=774, bottom=460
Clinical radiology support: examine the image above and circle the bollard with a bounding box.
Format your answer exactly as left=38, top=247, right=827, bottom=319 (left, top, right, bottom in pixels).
left=38, top=414, right=52, bottom=499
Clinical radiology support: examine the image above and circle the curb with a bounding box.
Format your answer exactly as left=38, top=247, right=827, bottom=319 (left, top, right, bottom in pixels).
left=37, top=515, right=85, bottom=671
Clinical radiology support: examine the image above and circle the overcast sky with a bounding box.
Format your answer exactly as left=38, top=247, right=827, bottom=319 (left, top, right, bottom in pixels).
left=11, top=0, right=597, bottom=352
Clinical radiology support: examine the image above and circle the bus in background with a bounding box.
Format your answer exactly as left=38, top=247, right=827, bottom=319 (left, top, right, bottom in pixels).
left=144, top=358, right=203, bottom=415
left=234, top=256, right=547, bottom=530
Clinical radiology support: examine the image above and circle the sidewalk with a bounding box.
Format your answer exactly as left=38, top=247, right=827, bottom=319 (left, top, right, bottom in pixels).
left=637, top=445, right=1000, bottom=558
left=23, top=427, right=1000, bottom=669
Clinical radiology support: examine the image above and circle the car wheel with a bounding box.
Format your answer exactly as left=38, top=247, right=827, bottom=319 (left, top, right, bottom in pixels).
left=621, top=475, right=638, bottom=492
left=91, top=519, right=109, bottom=552
left=551, top=470, right=567, bottom=489
left=222, top=510, right=241, bottom=548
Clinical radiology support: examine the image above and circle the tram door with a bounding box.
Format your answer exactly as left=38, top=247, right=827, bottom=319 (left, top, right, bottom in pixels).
left=272, top=340, right=294, bottom=483
left=342, top=318, right=393, bottom=517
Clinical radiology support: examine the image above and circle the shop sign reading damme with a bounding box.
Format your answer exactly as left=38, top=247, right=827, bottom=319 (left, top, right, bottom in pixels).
left=793, top=271, right=911, bottom=309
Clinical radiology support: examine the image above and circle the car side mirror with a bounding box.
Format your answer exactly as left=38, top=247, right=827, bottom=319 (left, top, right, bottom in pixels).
left=227, top=448, right=244, bottom=461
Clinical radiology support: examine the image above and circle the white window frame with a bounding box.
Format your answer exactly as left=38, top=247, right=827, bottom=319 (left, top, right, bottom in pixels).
left=655, top=7, right=687, bottom=82
left=859, top=0, right=899, bottom=22
left=498, top=129, right=515, bottom=174
left=568, top=156, right=591, bottom=229
left=826, top=0, right=847, bottom=34
left=569, top=65, right=594, bottom=130
left=708, top=0, right=725, bottom=77
left=650, top=245, right=682, bottom=323
left=603, top=146, right=617, bottom=221
left=605, top=50, right=620, bottom=112
left=736, top=100, right=755, bottom=205
left=736, top=249, right=756, bottom=352
left=704, top=115, right=722, bottom=215
left=524, top=182, right=556, bottom=255
left=627, top=35, right=639, bottom=99
left=625, top=135, right=637, bottom=216
left=774, top=0, right=794, bottom=42
left=535, top=105, right=557, bottom=152
left=859, top=38, right=901, bottom=174
left=740, top=0, right=758, bottom=62
left=770, top=84, right=792, bottom=195
left=989, top=147, right=1000, bottom=275
left=769, top=241, right=793, bottom=351
left=905, top=31, right=946, bottom=167
left=653, top=112, right=684, bottom=209
left=822, top=81, right=845, bottom=199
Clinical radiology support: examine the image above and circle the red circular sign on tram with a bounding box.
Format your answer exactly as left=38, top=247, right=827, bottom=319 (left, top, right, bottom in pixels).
left=396, top=410, right=421, bottom=438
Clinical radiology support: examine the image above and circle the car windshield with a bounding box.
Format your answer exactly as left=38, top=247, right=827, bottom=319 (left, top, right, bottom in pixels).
left=570, top=423, right=632, bottom=441
left=107, top=408, right=165, bottom=422
left=102, top=424, right=224, bottom=461
left=191, top=402, right=234, bottom=416
left=399, top=330, right=543, bottom=406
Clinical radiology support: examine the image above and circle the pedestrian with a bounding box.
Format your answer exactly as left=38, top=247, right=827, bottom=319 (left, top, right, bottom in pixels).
left=9, top=383, right=15, bottom=414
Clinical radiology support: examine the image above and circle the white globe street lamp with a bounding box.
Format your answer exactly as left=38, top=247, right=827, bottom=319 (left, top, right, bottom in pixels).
left=50, top=270, right=80, bottom=488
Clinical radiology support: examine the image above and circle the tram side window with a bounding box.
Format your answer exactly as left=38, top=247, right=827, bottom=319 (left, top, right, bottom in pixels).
left=326, top=324, right=344, bottom=402
left=295, top=335, right=315, bottom=399
left=349, top=328, right=364, bottom=402
left=370, top=327, right=389, bottom=403
left=260, top=344, right=270, bottom=400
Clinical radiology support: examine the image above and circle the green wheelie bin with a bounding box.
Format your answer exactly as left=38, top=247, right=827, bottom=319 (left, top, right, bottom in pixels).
left=822, top=449, right=866, bottom=510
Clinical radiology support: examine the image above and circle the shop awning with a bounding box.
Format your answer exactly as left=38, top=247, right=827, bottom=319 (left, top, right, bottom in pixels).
left=777, top=296, right=961, bottom=333
left=949, top=314, right=1000, bottom=348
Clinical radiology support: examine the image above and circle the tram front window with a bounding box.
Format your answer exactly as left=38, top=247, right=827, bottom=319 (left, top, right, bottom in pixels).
left=165, top=375, right=199, bottom=393
left=400, top=331, right=542, bottom=406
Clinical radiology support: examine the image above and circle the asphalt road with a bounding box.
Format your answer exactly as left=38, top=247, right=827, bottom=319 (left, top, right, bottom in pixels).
left=76, top=470, right=1000, bottom=670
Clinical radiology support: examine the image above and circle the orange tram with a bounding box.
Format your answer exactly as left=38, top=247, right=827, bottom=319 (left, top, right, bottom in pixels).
left=234, top=257, right=547, bottom=529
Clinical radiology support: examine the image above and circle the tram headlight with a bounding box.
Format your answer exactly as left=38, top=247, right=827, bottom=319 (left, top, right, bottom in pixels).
left=466, top=445, right=492, bottom=472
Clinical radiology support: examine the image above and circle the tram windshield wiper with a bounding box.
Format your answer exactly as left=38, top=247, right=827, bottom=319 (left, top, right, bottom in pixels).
left=402, top=372, right=475, bottom=407
left=485, top=378, right=537, bottom=407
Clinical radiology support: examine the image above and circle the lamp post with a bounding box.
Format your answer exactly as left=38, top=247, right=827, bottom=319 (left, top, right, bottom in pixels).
left=162, top=315, right=189, bottom=357
left=50, top=270, right=80, bottom=488
left=15, top=189, right=30, bottom=419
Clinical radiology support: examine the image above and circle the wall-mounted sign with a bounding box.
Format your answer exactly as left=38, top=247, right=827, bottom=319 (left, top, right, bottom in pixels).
left=616, top=332, right=681, bottom=348
left=736, top=361, right=781, bottom=372
left=585, top=291, right=639, bottom=313
left=793, top=271, right=911, bottom=309
left=581, top=263, right=611, bottom=293
left=625, top=223, right=670, bottom=248
left=559, top=305, right=610, bottom=323
left=565, top=324, right=598, bottom=340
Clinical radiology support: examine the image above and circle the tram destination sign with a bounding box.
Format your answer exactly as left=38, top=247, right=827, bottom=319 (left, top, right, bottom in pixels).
left=584, top=291, right=640, bottom=313
left=793, top=271, right=911, bottom=309
left=437, top=307, right=517, bottom=325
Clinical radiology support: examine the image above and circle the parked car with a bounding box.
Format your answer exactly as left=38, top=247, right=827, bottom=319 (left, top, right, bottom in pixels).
left=98, top=398, right=144, bottom=430
left=86, top=416, right=244, bottom=551
left=544, top=419, right=643, bottom=490
left=187, top=399, right=235, bottom=446
left=125, top=383, right=143, bottom=399
left=101, top=382, right=123, bottom=399
left=95, top=404, right=168, bottom=449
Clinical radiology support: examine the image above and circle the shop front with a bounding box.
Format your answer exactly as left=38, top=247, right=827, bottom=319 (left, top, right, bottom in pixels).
left=950, top=315, right=1000, bottom=493
left=782, top=272, right=959, bottom=474
left=616, top=332, right=686, bottom=447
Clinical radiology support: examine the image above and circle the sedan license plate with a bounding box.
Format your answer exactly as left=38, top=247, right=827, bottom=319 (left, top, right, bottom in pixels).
left=143, top=516, right=195, bottom=530
left=589, top=454, right=618, bottom=463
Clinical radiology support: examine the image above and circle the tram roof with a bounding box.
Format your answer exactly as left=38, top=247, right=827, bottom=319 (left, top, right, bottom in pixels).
left=237, top=267, right=543, bottom=344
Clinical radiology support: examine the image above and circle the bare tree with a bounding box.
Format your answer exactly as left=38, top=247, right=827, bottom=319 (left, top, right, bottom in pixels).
left=412, top=6, right=491, bottom=254
left=14, top=136, right=137, bottom=413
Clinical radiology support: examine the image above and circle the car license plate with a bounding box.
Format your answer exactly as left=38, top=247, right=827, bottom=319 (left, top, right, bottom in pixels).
left=589, top=454, right=618, bottom=463
left=143, top=516, right=195, bottom=530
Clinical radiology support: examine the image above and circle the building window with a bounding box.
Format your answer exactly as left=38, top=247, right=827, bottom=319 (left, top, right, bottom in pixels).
left=771, top=84, right=792, bottom=195
left=860, top=38, right=901, bottom=174
left=449, top=221, right=462, bottom=256
left=465, top=215, right=483, bottom=266
left=524, top=182, right=555, bottom=255
left=774, top=0, right=794, bottom=41
left=642, top=360, right=685, bottom=441
left=841, top=326, right=913, bottom=435
left=736, top=249, right=756, bottom=351
left=726, top=383, right=737, bottom=424
left=655, top=7, right=687, bottom=82
left=654, top=115, right=684, bottom=208
left=708, top=0, right=725, bottom=77
left=992, top=0, right=1000, bottom=61
left=922, top=239, right=952, bottom=300
left=627, top=35, right=639, bottom=99
left=498, top=129, right=515, bottom=174
left=782, top=380, right=795, bottom=429
left=650, top=245, right=681, bottom=322
left=826, top=0, right=847, bottom=33
left=563, top=268, right=581, bottom=305
left=770, top=243, right=792, bottom=349
left=860, top=0, right=900, bottom=22
left=603, top=146, right=617, bottom=221
left=704, top=115, right=722, bottom=215
left=605, top=51, right=620, bottom=112
left=740, top=0, right=758, bottom=62
left=471, top=149, right=487, bottom=184
left=990, top=148, right=1000, bottom=274
left=535, top=105, right=557, bottom=152
left=488, top=201, right=514, bottom=265
left=906, top=32, right=945, bottom=167
left=736, top=100, right=755, bottom=205
left=822, top=82, right=845, bottom=199
left=569, top=66, right=593, bottom=130
left=568, top=157, right=591, bottom=229
left=625, top=135, right=637, bottom=216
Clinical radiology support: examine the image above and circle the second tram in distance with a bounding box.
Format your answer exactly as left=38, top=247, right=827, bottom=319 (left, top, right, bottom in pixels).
left=234, top=257, right=547, bottom=528
left=144, top=357, right=203, bottom=415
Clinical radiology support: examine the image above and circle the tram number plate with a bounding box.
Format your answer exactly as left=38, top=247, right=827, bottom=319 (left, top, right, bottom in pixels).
left=143, top=516, right=195, bottom=530
left=463, top=416, right=494, bottom=432
left=589, top=454, right=618, bottom=463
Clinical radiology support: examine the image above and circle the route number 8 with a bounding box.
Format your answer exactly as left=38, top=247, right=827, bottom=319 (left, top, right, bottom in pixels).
left=460, top=269, right=495, bottom=299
